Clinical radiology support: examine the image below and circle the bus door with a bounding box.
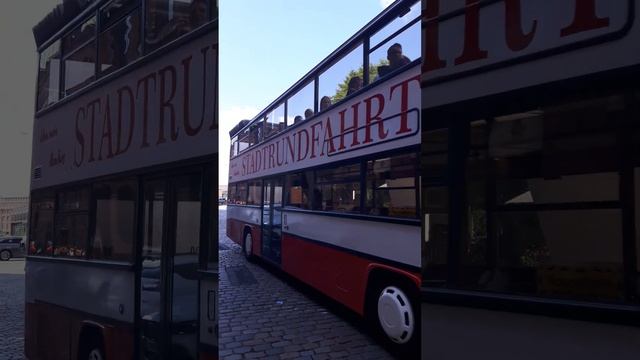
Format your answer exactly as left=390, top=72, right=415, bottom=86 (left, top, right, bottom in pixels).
left=139, top=172, right=202, bottom=360
left=261, top=177, right=283, bottom=264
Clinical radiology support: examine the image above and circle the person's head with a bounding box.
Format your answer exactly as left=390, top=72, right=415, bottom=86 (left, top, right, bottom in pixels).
left=387, top=43, right=404, bottom=67
left=294, top=115, right=303, bottom=124
left=320, top=96, right=332, bottom=111
left=304, top=108, right=314, bottom=119
left=190, top=0, right=208, bottom=25
left=347, top=76, right=363, bottom=95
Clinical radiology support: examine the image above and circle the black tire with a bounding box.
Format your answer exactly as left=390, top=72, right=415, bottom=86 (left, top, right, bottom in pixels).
left=366, top=276, right=420, bottom=359
left=243, top=229, right=254, bottom=261
left=0, top=250, right=11, bottom=261
left=79, top=332, right=105, bottom=360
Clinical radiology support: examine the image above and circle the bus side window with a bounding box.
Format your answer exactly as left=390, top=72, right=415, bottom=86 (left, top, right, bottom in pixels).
left=318, top=43, right=363, bottom=108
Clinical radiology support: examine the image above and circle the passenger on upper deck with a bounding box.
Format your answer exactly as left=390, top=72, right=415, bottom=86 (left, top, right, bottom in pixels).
left=377, top=43, right=410, bottom=80
left=346, top=76, right=363, bottom=96
left=304, top=108, right=314, bottom=119
left=320, top=96, right=332, bottom=111
left=294, top=115, right=303, bottom=124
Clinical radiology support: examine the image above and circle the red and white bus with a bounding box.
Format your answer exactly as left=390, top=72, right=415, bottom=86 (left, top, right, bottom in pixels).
left=26, top=1, right=217, bottom=359
left=420, top=0, right=640, bottom=358
left=226, top=0, right=421, bottom=354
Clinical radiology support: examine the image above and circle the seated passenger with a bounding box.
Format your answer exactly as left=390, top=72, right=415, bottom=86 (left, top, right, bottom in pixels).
left=320, top=96, right=332, bottom=111
left=377, top=43, right=411, bottom=80
left=346, top=76, right=363, bottom=96
left=304, top=108, right=314, bottom=119
left=294, top=115, right=303, bottom=124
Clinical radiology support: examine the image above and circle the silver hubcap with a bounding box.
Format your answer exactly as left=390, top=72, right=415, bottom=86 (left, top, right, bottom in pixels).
left=244, top=233, right=253, bottom=257
left=88, top=349, right=103, bottom=360
left=377, top=286, right=414, bottom=344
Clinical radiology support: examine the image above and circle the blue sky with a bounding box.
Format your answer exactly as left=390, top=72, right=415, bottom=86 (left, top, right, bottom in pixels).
left=218, top=0, right=399, bottom=185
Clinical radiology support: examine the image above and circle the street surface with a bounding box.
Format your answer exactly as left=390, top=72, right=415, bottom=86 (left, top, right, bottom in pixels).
left=0, top=259, right=25, bottom=360
left=218, top=205, right=397, bottom=360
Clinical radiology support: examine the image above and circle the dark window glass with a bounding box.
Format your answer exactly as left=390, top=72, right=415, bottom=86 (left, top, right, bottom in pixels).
left=457, top=93, right=626, bottom=302
left=100, top=0, right=140, bottom=28
left=99, top=9, right=142, bottom=75
left=55, top=188, right=90, bottom=258
left=235, top=182, right=247, bottom=205
left=145, top=0, right=209, bottom=52
left=247, top=180, right=262, bottom=205
left=63, top=16, right=96, bottom=54
left=91, top=180, right=136, bottom=261
left=36, top=41, right=61, bottom=110
left=227, top=183, right=237, bottom=204
left=29, top=192, right=55, bottom=255
left=285, top=173, right=312, bottom=210
left=315, top=163, right=360, bottom=213
left=366, top=153, right=417, bottom=218
left=64, top=40, right=96, bottom=95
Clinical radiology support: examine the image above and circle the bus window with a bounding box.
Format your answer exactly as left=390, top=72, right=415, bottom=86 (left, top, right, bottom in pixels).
left=238, top=128, right=251, bottom=153
left=369, top=21, right=419, bottom=83
left=145, top=0, right=209, bottom=52
left=63, top=16, right=97, bottom=95
left=227, top=184, right=237, bottom=204
left=286, top=81, right=314, bottom=126
left=91, top=180, right=137, bottom=261
left=369, top=1, right=419, bottom=49
left=250, top=119, right=263, bottom=144
left=265, top=103, right=285, bottom=138
left=315, top=163, right=361, bottom=213
left=247, top=180, right=262, bottom=205
left=459, top=95, right=625, bottom=302
left=285, top=172, right=312, bottom=210
left=366, top=153, right=417, bottom=218
left=55, top=188, right=90, bottom=258
left=29, top=191, right=55, bottom=255
left=36, top=40, right=61, bottom=110
left=318, top=44, right=363, bottom=107
left=99, top=7, right=142, bottom=76
left=230, top=135, right=238, bottom=157
left=235, top=182, right=248, bottom=205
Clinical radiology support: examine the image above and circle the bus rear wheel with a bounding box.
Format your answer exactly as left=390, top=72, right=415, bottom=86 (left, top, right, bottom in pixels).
left=243, top=230, right=254, bottom=260
left=367, top=278, right=419, bottom=357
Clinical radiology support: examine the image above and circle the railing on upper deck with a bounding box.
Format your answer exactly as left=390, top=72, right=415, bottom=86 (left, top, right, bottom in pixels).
left=228, top=0, right=420, bottom=160
left=34, top=0, right=218, bottom=113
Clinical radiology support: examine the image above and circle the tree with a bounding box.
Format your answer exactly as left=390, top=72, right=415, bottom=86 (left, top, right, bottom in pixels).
left=330, top=59, right=389, bottom=103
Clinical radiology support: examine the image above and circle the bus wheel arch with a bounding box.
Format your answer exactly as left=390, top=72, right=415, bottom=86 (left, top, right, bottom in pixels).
left=77, top=323, right=105, bottom=360
left=242, top=226, right=254, bottom=260
left=364, top=267, right=420, bottom=356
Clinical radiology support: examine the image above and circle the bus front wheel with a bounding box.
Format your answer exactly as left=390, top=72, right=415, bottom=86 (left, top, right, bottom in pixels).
left=367, top=277, right=419, bottom=357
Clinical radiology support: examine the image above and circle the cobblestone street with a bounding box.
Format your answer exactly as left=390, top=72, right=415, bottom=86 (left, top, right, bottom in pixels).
left=218, top=206, right=397, bottom=360
left=0, top=259, right=25, bottom=360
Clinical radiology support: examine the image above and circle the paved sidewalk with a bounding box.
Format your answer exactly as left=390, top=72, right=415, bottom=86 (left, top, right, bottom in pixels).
left=218, top=206, right=396, bottom=360
left=0, top=259, right=25, bottom=360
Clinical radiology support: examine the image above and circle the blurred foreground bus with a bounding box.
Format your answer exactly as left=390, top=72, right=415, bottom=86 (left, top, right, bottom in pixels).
left=26, top=1, right=218, bottom=359
left=420, top=1, right=640, bottom=358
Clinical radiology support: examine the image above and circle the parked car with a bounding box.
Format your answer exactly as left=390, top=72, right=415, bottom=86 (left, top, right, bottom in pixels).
left=0, top=237, right=26, bottom=261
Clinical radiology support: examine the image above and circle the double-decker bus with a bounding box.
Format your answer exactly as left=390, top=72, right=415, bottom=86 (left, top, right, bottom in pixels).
left=420, top=0, right=640, bottom=358
left=26, top=1, right=217, bottom=359
left=226, top=0, right=421, bottom=354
